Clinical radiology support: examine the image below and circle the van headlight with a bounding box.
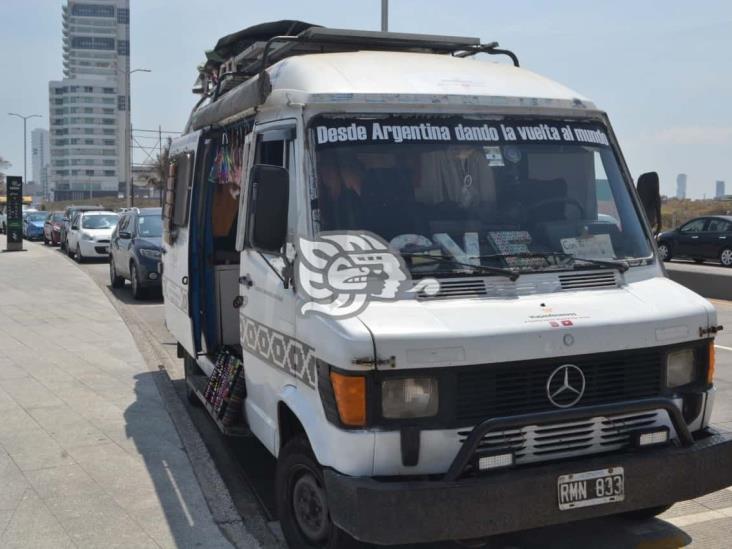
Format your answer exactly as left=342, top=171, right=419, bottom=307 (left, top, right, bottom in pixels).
left=382, top=377, right=439, bottom=418
left=666, top=348, right=698, bottom=388
left=81, top=232, right=94, bottom=241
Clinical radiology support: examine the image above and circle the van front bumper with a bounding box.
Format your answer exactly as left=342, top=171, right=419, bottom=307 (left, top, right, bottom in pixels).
left=325, top=411, right=732, bottom=545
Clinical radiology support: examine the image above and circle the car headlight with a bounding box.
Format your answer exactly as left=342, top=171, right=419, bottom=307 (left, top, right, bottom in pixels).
left=382, top=377, right=439, bottom=418
left=139, top=248, right=161, bottom=260
left=81, top=232, right=94, bottom=241
left=666, top=348, right=699, bottom=388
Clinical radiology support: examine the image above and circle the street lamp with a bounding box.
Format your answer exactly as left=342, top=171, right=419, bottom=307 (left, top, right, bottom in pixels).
left=127, top=68, right=151, bottom=207
left=8, top=112, right=42, bottom=185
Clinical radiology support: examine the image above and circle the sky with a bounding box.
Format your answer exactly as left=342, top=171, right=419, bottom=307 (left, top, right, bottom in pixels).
left=0, top=0, right=730, bottom=198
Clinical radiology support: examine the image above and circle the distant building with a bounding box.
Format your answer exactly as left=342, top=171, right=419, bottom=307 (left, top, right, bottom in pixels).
left=48, top=0, right=130, bottom=201
left=31, top=128, right=50, bottom=200
left=716, top=180, right=726, bottom=199
left=676, top=173, right=687, bottom=199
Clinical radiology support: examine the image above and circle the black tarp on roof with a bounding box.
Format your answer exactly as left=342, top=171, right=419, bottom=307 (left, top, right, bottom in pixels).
left=208, top=20, right=321, bottom=62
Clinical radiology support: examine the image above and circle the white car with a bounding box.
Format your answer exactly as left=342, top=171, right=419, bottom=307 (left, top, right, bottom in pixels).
left=67, top=211, right=119, bottom=262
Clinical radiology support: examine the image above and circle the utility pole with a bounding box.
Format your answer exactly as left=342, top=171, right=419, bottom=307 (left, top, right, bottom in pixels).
left=8, top=113, right=42, bottom=186
left=381, top=0, right=389, bottom=31
left=127, top=68, right=151, bottom=207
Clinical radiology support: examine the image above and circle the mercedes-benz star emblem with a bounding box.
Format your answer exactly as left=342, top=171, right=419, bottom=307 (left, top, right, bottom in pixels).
left=546, top=364, right=586, bottom=408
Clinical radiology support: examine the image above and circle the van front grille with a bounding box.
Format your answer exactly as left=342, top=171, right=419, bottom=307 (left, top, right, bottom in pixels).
left=457, top=410, right=673, bottom=465
left=455, top=347, right=665, bottom=425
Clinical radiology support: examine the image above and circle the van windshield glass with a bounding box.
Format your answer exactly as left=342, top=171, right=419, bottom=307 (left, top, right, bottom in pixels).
left=311, top=115, right=651, bottom=276
left=82, top=214, right=118, bottom=229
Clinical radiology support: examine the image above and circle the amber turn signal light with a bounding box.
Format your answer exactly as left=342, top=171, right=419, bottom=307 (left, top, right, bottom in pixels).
left=330, top=372, right=366, bottom=427
left=708, top=341, right=716, bottom=384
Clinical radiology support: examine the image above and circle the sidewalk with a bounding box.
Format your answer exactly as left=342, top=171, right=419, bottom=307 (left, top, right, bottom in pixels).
left=0, top=237, right=233, bottom=548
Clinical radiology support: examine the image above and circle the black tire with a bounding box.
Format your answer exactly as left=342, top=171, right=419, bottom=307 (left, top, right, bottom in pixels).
left=110, top=259, right=125, bottom=288
left=657, top=243, right=672, bottom=262
left=721, top=247, right=732, bottom=268
left=276, top=435, right=362, bottom=549
left=75, top=243, right=84, bottom=263
left=130, top=263, right=145, bottom=300
left=621, top=504, right=673, bottom=520
left=60, top=236, right=66, bottom=252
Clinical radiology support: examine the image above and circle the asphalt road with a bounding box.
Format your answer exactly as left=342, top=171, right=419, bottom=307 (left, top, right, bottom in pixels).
left=59, top=246, right=732, bottom=548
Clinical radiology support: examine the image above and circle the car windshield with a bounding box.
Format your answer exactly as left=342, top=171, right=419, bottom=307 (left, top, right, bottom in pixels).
left=311, top=115, right=651, bottom=276
left=27, top=213, right=48, bottom=222
left=137, top=215, right=162, bottom=237
left=82, top=214, right=118, bottom=229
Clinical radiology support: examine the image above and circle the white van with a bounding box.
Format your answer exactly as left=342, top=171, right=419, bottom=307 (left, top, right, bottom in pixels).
left=162, top=22, right=731, bottom=548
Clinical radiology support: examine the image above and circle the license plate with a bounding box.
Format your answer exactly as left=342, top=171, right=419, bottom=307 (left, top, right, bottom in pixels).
left=557, top=467, right=624, bottom=510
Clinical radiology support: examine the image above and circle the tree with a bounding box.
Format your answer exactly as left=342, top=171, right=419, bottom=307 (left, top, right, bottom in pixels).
left=0, top=156, right=11, bottom=194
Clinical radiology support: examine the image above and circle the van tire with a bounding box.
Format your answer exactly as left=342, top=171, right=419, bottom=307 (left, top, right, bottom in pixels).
left=276, top=434, right=362, bottom=549
left=621, top=504, right=673, bottom=520
left=721, top=247, right=732, bottom=267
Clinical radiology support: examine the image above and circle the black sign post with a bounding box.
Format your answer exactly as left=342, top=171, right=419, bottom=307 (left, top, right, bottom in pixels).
left=5, top=176, right=24, bottom=252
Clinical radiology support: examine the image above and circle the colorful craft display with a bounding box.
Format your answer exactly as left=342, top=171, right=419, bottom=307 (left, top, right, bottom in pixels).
left=204, top=349, right=246, bottom=426
left=208, top=127, right=246, bottom=188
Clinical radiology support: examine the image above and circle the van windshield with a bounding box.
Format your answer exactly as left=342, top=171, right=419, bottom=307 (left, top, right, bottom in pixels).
left=311, top=115, right=651, bottom=276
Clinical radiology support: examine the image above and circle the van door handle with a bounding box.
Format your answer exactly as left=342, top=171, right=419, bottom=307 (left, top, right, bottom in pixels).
left=239, top=275, right=254, bottom=288
left=720, top=236, right=727, bottom=239
left=691, top=236, right=699, bottom=239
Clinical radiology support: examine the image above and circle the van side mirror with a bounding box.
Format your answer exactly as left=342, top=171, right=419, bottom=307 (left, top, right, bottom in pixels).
left=119, top=230, right=131, bottom=239
left=636, top=172, right=661, bottom=233
left=249, top=164, right=289, bottom=254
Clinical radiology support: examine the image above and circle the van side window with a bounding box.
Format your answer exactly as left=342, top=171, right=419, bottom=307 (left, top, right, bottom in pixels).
left=255, top=138, right=286, bottom=167
left=173, top=152, right=194, bottom=226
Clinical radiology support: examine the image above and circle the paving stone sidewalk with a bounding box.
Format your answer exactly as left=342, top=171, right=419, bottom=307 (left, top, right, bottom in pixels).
left=0, top=237, right=233, bottom=548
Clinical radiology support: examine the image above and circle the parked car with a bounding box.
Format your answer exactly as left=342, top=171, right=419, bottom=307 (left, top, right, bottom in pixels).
left=43, top=211, right=65, bottom=246
left=60, top=204, right=105, bottom=251
left=109, top=207, right=163, bottom=299
left=22, top=211, right=48, bottom=241
left=657, top=215, right=732, bottom=267
left=66, top=211, right=119, bottom=262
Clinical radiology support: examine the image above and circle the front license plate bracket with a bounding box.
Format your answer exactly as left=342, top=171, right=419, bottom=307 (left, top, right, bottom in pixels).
left=558, top=467, right=625, bottom=510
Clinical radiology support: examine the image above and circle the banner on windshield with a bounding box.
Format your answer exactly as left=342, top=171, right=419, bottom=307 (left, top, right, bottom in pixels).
left=313, top=117, right=610, bottom=149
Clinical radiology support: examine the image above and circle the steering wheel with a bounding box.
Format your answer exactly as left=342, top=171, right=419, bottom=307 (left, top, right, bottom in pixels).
left=527, top=197, right=585, bottom=221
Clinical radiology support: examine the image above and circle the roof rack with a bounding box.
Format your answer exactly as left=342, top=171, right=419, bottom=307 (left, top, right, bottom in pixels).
left=197, top=25, right=519, bottom=101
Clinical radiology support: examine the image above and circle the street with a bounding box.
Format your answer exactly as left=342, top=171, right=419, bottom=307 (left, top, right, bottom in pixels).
left=65, top=245, right=732, bottom=549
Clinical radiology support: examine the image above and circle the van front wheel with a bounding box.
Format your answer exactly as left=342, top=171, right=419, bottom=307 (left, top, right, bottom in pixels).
left=276, top=435, right=362, bottom=548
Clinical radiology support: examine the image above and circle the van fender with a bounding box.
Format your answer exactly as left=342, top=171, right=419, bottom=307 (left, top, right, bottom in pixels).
left=276, top=384, right=375, bottom=476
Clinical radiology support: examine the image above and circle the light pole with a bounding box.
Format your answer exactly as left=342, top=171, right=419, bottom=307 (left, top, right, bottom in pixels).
left=8, top=112, right=42, bottom=185
left=127, top=68, right=151, bottom=207
left=381, top=0, right=389, bottom=31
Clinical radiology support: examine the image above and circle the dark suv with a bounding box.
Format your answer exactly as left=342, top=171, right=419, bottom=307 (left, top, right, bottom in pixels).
left=109, top=207, right=163, bottom=299
left=657, top=215, right=732, bottom=266
left=60, top=205, right=105, bottom=251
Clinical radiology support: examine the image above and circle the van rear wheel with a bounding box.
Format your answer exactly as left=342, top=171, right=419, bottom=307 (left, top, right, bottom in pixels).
left=276, top=435, right=362, bottom=548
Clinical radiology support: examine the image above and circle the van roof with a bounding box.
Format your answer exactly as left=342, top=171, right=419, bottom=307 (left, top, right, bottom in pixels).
left=268, top=50, right=589, bottom=105
left=189, top=51, right=595, bottom=131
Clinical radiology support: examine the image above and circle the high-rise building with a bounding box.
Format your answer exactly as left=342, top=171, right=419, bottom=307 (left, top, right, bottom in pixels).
left=716, top=180, right=725, bottom=199
left=48, top=0, right=130, bottom=201
left=676, top=173, right=687, bottom=200
left=31, top=128, right=51, bottom=200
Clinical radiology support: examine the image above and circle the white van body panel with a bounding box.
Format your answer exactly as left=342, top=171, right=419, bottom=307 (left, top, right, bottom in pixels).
left=163, top=130, right=201, bottom=356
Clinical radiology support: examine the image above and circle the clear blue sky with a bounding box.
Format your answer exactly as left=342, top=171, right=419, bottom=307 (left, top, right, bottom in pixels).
left=1, top=0, right=730, bottom=198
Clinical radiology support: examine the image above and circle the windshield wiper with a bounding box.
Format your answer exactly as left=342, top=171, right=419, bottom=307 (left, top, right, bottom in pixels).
left=401, top=252, right=520, bottom=281
left=476, top=252, right=629, bottom=273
